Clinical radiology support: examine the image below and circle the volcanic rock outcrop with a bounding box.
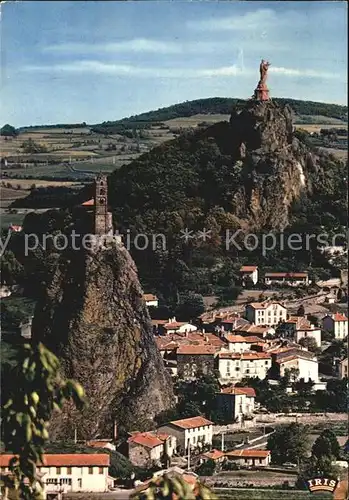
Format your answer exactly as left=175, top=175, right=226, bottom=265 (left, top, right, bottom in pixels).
left=227, top=100, right=311, bottom=230
left=31, top=237, right=173, bottom=439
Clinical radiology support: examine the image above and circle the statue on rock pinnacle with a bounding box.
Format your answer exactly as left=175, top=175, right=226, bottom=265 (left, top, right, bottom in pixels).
left=254, top=59, right=271, bottom=101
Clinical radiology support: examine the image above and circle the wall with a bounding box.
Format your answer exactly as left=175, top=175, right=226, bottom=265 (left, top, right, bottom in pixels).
left=177, top=354, right=215, bottom=379
left=39, top=465, right=108, bottom=493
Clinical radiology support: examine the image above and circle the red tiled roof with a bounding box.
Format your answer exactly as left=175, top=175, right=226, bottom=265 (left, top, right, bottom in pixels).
left=247, top=302, right=286, bottom=310
left=177, top=345, right=218, bottom=355
left=164, top=322, right=186, bottom=329
left=81, top=199, right=94, bottom=206
left=0, top=454, right=110, bottom=467
left=128, top=432, right=165, bottom=449
left=143, top=294, right=158, bottom=301
left=265, top=272, right=308, bottom=278
left=226, top=449, right=270, bottom=458
left=169, top=416, right=213, bottom=430
left=221, top=386, right=256, bottom=397
left=240, top=266, right=257, bottom=272
left=201, top=449, right=225, bottom=460
left=333, top=313, right=348, bottom=322
left=218, top=352, right=271, bottom=360
left=225, top=335, right=263, bottom=344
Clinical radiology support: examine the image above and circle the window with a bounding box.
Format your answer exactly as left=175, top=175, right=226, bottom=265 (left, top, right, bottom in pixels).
left=99, top=467, right=104, bottom=475
left=67, top=467, right=72, bottom=475
left=265, top=361, right=269, bottom=365
left=88, top=467, right=93, bottom=475
left=56, top=467, right=61, bottom=474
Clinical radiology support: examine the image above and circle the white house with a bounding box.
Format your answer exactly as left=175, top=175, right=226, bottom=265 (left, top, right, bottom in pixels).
left=0, top=453, right=110, bottom=496
left=245, top=302, right=287, bottom=326
left=264, top=272, right=309, bottom=287
left=292, top=318, right=322, bottom=348
left=216, top=386, right=256, bottom=422
left=143, top=294, right=159, bottom=308
left=224, top=335, right=264, bottom=353
left=128, top=431, right=176, bottom=468
left=240, top=266, right=259, bottom=285
left=275, top=351, right=319, bottom=383
left=340, top=358, right=348, bottom=379
left=161, top=317, right=198, bottom=335
left=225, top=449, right=271, bottom=467
left=157, top=416, right=213, bottom=453
left=322, top=313, right=348, bottom=340
left=218, top=352, right=272, bottom=382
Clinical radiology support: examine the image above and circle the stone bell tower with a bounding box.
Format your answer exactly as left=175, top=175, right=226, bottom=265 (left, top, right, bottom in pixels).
left=94, top=174, right=113, bottom=235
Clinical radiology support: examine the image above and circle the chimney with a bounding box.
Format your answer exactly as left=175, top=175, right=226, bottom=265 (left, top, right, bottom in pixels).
left=204, top=335, right=208, bottom=342
left=185, top=330, right=188, bottom=338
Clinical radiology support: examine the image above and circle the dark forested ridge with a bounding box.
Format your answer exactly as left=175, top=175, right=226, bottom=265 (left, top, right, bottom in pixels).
left=14, top=97, right=347, bottom=133
left=100, top=97, right=348, bottom=124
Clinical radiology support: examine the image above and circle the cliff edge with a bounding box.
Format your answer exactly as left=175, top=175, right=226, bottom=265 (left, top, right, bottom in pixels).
left=32, top=237, right=173, bottom=438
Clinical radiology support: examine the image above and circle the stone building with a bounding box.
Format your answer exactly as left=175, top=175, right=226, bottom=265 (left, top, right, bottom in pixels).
left=176, top=345, right=217, bottom=379
left=94, top=174, right=113, bottom=235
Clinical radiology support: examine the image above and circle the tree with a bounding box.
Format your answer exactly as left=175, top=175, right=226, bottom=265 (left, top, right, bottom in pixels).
left=297, top=304, right=305, bottom=317
left=297, top=455, right=340, bottom=490
left=196, top=458, right=216, bottom=476
left=312, top=429, right=340, bottom=460
left=298, top=337, right=320, bottom=354
left=1, top=124, right=17, bottom=137
left=175, top=293, right=205, bottom=321
left=267, top=423, right=310, bottom=465
left=175, top=373, right=220, bottom=420
left=1, top=342, right=85, bottom=499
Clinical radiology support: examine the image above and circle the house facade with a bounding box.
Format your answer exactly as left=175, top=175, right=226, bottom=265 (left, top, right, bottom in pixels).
left=245, top=302, right=287, bottom=326
left=127, top=432, right=176, bottom=468
left=264, top=272, right=309, bottom=287
left=216, top=387, right=256, bottom=422
left=143, top=294, right=159, bottom=308
left=323, top=313, right=348, bottom=340
left=218, top=352, right=272, bottom=382
left=224, top=335, right=264, bottom=353
left=240, top=266, right=259, bottom=285
left=275, top=351, right=319, bottom=382
left=176, top=345, right=217, bottom=379
left=340, top=358, right=348, bottom=379
left=225, top=449, right=271, bottom=467
left=0, top=454, right=110, bottom=496
left=158, top=416, right=213, bottom=453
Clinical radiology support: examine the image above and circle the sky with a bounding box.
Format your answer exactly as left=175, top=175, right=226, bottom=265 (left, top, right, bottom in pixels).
left=1, top=1, right=347, bottom=127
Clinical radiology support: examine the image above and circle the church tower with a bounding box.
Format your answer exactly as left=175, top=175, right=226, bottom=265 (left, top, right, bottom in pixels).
left=94, top=174, right=113, bottom=235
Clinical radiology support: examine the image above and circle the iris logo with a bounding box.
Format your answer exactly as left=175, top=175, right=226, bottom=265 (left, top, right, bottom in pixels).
left=306, top=477, right=339, bottom=494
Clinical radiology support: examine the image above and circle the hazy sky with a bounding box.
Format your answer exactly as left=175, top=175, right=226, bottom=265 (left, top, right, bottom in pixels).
left=1, top=1, right=347, bottom=127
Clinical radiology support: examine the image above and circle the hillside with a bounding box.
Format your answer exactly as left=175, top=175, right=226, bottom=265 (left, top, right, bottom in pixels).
left=94, top=97, right=347, bottom=130
left=13, top=99, right=346, bottom=309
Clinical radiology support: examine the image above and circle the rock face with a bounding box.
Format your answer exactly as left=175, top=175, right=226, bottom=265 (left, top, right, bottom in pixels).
left=228, top=100, right=309, bottom=230
left=32, top=237, right=173, bottom=439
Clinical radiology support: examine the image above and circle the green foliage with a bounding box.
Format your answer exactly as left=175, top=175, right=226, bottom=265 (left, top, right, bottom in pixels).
left=0, top=250, right=25, bottom=286
left=298, top=337, right=320, bottom=354
left=297, top=455, right=340, bottom=490
left=129, top=473, right=217, bottom=500
left=21, top=138, right=47, bottom=154
left=175, top=292, right=205, bottom=321
left=102, top=97, right=347, bottom=124
left=196, top=458, right=216, bottom=476
left=1, top=124, right=18, bottom=137
left=1, top=342, right=86, bottom=500
left=267, top=423, right=310, bottom=465
left=175, top=373, right=220, bottom=420
left=0, top=296, right=36, bottom=330
left=312, top=429, right=340, bottom=460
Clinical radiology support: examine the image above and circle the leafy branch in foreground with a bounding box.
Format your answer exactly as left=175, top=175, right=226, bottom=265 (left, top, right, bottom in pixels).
left=1, top=342, right=86, bottom=500
left=130, top=473, right=217, bottom=500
